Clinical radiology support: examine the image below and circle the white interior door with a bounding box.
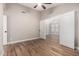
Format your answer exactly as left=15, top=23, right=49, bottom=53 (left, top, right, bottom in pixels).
left=59, top=11, right=75, bottom=49
left=3, top=15, right=7, bottom=45
left=40, top=20, right=46, bottom=39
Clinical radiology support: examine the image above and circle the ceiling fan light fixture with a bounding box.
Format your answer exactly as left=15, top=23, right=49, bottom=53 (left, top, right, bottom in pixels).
left=34, top=3, right=52, bottom=9
left=38, top=3, right=42, bottom=6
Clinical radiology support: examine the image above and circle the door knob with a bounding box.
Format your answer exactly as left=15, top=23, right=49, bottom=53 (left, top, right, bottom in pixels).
left=5, top=31, right=7, bottom=33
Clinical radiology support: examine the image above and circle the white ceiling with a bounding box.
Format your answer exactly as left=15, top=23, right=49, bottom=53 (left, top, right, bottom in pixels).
left=20, top=3, right=61, bottom=11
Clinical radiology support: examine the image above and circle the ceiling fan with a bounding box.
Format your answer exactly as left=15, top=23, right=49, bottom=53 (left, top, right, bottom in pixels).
left=34, top=3, right=52, bottom=9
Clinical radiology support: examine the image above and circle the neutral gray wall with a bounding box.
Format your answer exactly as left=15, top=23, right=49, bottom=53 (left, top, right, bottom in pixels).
left=5, top=4, right=40, bottom=42
left=41, top=3, right=79, bottom=49
left=0, top=3, right=3, bottom=55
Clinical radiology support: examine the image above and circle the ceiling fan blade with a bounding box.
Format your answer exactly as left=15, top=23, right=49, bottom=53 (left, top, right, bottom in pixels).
left=43, top=3, right=52, bottom=4
left=34, top=5, right=38, bottom=8
left=42, top=5, right=46, bottom=9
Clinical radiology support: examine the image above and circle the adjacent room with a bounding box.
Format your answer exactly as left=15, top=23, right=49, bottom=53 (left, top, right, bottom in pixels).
left=0, top=3, right=79, bottom=56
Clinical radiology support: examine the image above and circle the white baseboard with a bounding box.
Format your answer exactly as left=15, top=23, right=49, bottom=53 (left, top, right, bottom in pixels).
left=6, top=37, right=40, bottom=45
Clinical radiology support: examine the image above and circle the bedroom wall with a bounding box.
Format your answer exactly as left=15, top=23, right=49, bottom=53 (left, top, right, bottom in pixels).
left=40, top=3, right=79, bottom=49
left=5, top=3, right=40, bottom=43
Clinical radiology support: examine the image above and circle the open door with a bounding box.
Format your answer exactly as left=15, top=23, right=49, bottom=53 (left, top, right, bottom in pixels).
left=59, top=11, right=75, bottom=49
left=40, top=20, right=47, bottom=39
left=3, top=15, right=7, bottom=45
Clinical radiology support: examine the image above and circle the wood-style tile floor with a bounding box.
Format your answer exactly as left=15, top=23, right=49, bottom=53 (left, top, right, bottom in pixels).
left=3, top=38, right=79, bottom=56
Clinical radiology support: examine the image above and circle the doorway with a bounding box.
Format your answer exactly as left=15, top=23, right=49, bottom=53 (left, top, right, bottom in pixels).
left=47, top=19, right=60, bottom=43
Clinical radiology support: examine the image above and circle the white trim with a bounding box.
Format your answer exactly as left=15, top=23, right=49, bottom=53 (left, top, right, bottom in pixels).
left=5, top=37, right=40, bottom=45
